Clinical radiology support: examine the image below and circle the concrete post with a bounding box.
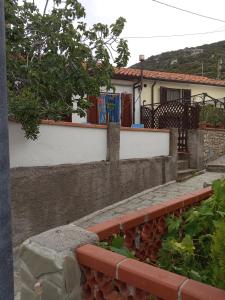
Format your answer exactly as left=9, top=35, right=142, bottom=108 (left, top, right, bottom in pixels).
left=162, top=128, right=178, bottom=183
left=20, top=224, right=99, bottom=300
left=169, top=128, right=178, bottom=159
left=106, top=123, right=120, bottom=161
left=188, top=129, right=205, bottom=170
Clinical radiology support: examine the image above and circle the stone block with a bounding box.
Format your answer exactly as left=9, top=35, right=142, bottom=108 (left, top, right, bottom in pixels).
left=20, top=261, right=36, bottom=290
left=20, top=224, right=98, bottom=300
left=29, top=224, right=99, bottom=254
left=20, top=284, right=38, bottom=300
left=63, top=256, right=83, bottom=299
left=41, top=280, right=62, bottom=300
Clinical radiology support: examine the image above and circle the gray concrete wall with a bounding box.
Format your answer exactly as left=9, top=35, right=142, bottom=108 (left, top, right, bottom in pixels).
left=11, top=155, right=176, bottom=247
left=188, top=129, right=205, bottom=170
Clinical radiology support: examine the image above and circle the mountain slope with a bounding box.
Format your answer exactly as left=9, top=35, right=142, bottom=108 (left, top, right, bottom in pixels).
left=131, top=41, right=225, bottom=79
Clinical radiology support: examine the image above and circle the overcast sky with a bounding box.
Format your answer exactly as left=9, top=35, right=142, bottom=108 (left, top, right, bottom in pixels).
left=31, top=0, right=225, bottom=66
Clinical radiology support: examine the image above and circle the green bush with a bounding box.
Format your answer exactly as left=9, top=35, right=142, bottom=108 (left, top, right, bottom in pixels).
left=200, top=105, right=225, bottom=127
left=158, top=179, right=225, bottom=289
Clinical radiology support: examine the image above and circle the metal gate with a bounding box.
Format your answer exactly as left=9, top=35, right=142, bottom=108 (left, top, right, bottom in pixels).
left=141, top=99, right=200, bottom=152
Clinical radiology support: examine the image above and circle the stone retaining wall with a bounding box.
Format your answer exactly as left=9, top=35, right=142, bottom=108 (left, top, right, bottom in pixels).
left=203, top=128, right=225, bottom=163
left=188, top=128, right=225, bottom=169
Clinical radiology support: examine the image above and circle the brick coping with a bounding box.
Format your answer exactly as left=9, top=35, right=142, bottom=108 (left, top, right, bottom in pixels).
left=9, top=118, right=170, bottom=132
left=42, top=120, right=170, bottom=132
left=40, top=119, right=107, bottom=129
left=86, top=187, right=213, bottom=239
left=75, top=187, right=225, bottom=299
left=121, top=126, right=169, bottom=133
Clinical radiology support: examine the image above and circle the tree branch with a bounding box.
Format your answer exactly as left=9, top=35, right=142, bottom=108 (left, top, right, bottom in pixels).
left=43, top=0, right=49, bottom=15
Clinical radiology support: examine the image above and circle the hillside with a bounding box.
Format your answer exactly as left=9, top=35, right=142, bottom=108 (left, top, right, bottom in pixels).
left=131, top=41, right=225, bottom=79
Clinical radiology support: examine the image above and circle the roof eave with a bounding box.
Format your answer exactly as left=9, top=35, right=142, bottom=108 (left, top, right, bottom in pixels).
left=113, top=73, right=225, bottom=88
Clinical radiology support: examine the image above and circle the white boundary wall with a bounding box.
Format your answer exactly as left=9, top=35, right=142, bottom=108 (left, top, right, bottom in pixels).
left=120, top=129, right=170, bottom=159
left=9, top=121, right=107, bottom=168
left=9, top=121, right=170, bottom=168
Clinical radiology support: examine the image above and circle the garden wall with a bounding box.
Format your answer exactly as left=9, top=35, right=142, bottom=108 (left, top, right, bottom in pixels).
left=188, top=128, right=225, bottom=169
left=10, top=122, right=176, bottom=246
left=19, top=187, right=225, bottom=300
left=120, top=127, right=169, bottom=159
left=9, top=120, right=170, bottom=168
left=11, top=155, right=176, bottom=247
left=203, top=128, right=225, bottom=163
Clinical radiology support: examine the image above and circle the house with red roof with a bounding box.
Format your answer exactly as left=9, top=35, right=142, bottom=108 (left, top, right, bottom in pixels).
left=73, top=67, right=225, bottom=126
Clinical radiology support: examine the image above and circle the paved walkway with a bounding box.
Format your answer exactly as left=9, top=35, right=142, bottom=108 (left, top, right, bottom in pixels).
left=73, top=171, right=224, bottom=229
left=207, top=154, right=225, bottom=171
left=14, top=171, right=225, bottom=299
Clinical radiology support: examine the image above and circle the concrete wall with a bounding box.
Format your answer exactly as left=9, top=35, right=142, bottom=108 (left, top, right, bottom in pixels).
left=120, top=128, right=169, bottom=159
left=141, top=80, right=225, bottom=105
left=11, top=156, right=176, bottom=247
left=9, top=121, right=170, bottom=168
left=10, top=122, right=176, bottom=246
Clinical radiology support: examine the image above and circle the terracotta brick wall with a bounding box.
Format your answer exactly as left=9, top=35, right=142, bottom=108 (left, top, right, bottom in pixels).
left=76, top=188, right=225, bottom=300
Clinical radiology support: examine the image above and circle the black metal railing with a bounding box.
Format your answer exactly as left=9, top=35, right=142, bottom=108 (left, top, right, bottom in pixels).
left=141, top=93, right=225, bottom=152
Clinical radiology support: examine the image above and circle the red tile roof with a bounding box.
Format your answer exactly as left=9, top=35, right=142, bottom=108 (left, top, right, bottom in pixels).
left=114, top=67, right=225, bottom=87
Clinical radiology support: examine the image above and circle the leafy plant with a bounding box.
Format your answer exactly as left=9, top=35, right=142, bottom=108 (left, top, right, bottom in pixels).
left=6, top=0, right=130, bottom=139
left=99, top=235, right=135, bottom=258
left=157, top=179, right=225, bottom=289
left=200, top=105, right=225, bottom=128
left=211, top=221, right=225, bottom=289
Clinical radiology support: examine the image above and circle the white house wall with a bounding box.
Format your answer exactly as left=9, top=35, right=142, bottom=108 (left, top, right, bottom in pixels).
left=141, top=80, right=225, bottom=105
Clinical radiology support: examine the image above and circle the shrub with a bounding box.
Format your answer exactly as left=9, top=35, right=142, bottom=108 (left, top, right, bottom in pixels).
left=158, top=179, right=225, bottom=289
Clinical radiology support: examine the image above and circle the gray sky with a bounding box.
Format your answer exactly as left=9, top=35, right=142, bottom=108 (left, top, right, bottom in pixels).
left=30, top=0, right=225, bottom=66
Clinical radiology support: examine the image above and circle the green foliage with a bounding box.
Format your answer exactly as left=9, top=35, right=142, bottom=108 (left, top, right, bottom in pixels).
left=211, top=221, right=225, bottom=289
left=6, top=0, right=130, bottom=139
left=99, top=235, right=135, bottom=258
left=200, top=105, right=225, bottom=127
left=158, top=179, right=225, bottom=289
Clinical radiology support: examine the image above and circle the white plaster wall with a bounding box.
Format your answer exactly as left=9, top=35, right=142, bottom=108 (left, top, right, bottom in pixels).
left=9, top=122, right=107, bottom=168
left=101, top=79, right=134, bottom=94
left=134, top=88, right=141, bottom=124
left=141, top=80, right=225, bottom=105
left=120, top=130, right=170, bottom=159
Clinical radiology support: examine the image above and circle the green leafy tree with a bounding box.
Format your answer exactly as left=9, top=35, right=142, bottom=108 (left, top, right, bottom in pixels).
left=6, top=0, right=130, bottom=139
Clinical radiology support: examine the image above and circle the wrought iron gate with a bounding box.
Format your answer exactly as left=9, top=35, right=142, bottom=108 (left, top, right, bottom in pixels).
left=141, top=99, right=200, bottom=152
